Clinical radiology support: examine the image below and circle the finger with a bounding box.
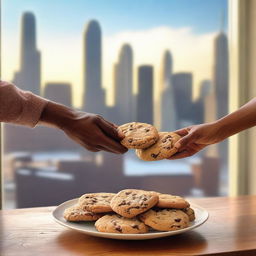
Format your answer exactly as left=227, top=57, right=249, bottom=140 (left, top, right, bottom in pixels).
left=99, top=135, right=128, bottom=154
left=168, top=149, right=197, bottom=160
left=100, top=117, right=118, bottom=129
left=96, top=145, right=116, bottom=154
left=174, top=132, right=196, bottom=151
left=97, top=118, right=124, bottom=140
left=172, top=127, right=191, bottom=137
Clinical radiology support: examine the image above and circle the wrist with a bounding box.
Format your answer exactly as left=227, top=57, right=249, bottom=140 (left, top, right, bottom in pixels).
left=40, top=101, right=77, bottom=129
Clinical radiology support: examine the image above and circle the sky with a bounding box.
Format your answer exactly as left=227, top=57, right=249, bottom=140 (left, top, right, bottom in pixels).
left=1, top=0, right=228, bottom=107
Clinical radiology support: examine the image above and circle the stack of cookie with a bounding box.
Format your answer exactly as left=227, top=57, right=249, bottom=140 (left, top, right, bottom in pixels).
left=117, top=122, right=181, bottom=161
left=64, top=189, right=195, bottom=234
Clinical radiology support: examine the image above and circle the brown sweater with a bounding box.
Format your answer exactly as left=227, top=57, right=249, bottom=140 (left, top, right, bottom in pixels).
left=0, top=80, right=48, bottom=127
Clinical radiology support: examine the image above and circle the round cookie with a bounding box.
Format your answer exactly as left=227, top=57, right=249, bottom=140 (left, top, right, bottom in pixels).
left=110, top=189, right=159, bottom=218
left=182, top=207, right=195, bottom=221
left=156, top=194, right=190, bottom=209
left=78, top=193, right=115, bottom=213
left=136, top=132, right=181, bottom=161
left=95, top=214, right=148, bottom=234
left=64, top=204, right=103, bottom=222
left=139, top=208, right=189, bottom=231
left=117, top=122, right=159, bottom=149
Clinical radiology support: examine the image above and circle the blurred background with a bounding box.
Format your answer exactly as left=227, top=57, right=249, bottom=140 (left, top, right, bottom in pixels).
left=1, top=0, right=228, bottom=209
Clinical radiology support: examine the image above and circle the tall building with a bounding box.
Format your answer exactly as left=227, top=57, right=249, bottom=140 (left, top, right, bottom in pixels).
left=83, top=20, right=106, bottom=114
left=160, top=50, right=176, bottom=131
left=213, top=32, right=229, bottom=119
left=114, top=44, right=133, bottom=124
left=13, top=12, right=41, bottom=95
left=213, top=31, right=229, bottom=163
left=44, top=82, right=72, bottom=107
left=193, top=80, right=212, bottom=124
left=172, top=72, right=193, bottom=128
left=137, top=65, right=154, bottom=124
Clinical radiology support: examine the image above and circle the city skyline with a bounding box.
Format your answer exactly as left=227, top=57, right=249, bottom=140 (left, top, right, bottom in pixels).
left=2, top=1, right=228, bottom=109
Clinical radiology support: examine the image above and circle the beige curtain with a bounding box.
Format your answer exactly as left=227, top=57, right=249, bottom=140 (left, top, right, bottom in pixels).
left=229, top=0, right=256, bottom=195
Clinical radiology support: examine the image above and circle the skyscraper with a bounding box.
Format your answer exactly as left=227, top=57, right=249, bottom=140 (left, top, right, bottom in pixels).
left=213, top=31, right=229, bottom=163
left=13, top=12, right=41, bottom=95
left=44, top=82, right=72, bottom=107
left=213, top=32, right=228, bottom=119
left=137, top=65, right=154, bottom=124
left=83, top=20, right=105, bottom=114
left=172, top=72, right=193, bottom=128
left=160, top=50, right=176, bottom=131
left=114, top=44, right=133, bottom=124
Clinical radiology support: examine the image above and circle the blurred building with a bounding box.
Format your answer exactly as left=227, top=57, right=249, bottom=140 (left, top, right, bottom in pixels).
left=192, top=80, right=212, bottom=124
left=213, top=31, right=229, bottom=163
left=160, top=50, right=177, bottom=131
left=172, top=72, right=193, bottom=128
left=83, top=20, right=106, bottom=115
left=44, top=82, right=72, bottom=107
left=114, top=44, right=134, bottom=124
left=137, top=65, right=154, bottom=124
left=13, top=12, right=41, bottom=95
left=213, top=32, right=229, bottom=119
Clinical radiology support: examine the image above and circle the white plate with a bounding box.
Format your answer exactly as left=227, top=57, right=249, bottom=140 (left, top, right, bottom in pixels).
left=52, top=198, right=209, bottom=240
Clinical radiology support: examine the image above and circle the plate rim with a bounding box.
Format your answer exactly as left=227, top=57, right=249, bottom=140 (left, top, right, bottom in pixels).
left=52, top=198, right=209, bottom=239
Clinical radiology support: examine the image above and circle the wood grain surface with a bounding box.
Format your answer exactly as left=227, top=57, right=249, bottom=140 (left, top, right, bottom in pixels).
left=0, top=195, right=256, bottom=256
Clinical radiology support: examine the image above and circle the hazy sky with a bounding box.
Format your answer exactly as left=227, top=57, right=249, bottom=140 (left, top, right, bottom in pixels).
left=2, top=0, right=227, bottom=107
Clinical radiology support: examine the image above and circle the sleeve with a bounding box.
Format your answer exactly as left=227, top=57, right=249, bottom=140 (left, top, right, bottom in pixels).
left=0, top=80, right=48, bottom=127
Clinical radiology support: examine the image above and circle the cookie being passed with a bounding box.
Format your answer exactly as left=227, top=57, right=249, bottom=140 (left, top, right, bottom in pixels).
left=110, top=189, right=159, bottom=218
left=64, top=205, right=103, bottom=222
left=136, top=132, right=180, bottom=161
left=95, top=214, right=149, bottom=234
left=140, top=208, right=189, bottom=231
left=78, top=193, right=115, bottom=213
left=156, top=194, right=190, bottom=209
left=117, top=122, right=159, bottom=149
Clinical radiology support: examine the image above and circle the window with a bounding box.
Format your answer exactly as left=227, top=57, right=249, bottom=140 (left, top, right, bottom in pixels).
left=2, top=0, right=228, bottom=209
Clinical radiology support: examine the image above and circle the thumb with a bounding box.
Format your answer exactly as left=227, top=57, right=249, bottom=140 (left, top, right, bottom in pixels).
left=174, top=132, right=195, bottom=151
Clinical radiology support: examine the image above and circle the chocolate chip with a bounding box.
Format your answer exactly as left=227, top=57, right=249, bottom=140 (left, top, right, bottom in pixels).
left=151, top=153, right=159, bottom=158
left=145, top=129, right=150, bottom=132
left=162, top=139, right=167, bottom=143
left=175, top=218, right=181, bottom=222
left=132, top=224, right=139, bottom=230
left=167, top=147, right=171, bottom=150
left=115, top=226, right=122, bottom=233
left=125, top=192, right=132, bottom=195
left=128, top=139, right=133, bottom=143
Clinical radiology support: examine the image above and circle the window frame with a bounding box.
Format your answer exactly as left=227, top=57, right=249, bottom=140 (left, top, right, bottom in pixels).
left=0, top=0, right=250, bottom=208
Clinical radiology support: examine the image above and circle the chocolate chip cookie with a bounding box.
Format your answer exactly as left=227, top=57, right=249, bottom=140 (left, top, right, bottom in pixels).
left=156, top=194, right=190, bottom=209
left=136, top=132, right=180, bottom=161
left=110, top=189, right=159, bottom=218
left=95, top=214, right=149, bottom=234
left=78, top=193, right=115, bottom=213
left=182, top=207, right=195, bottom=221
left=117, top=122, right=159, bottom=149
left=140, top=208, right=189, bottom=231
left=64, top=204, right=103, bottom=221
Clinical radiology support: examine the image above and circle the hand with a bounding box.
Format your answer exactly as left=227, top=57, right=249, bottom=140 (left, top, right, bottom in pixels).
left=40, top=102, right=128, bottom=154
left=169, top=122, right=224, bottom=160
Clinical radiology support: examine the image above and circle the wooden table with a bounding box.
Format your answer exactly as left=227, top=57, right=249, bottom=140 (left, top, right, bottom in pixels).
left=0, top=195, right=256, bottom=256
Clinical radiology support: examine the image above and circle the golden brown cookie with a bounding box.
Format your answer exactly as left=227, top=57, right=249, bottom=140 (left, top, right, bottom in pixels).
left=78, top=193, right=115, bottom=213
left=118, top=122, right=159, bottom=149
left=156, top=194, right=190, bottom=209
left=182, top=207, right=195, bottom=221
left=110, top=189, right=159, bottom=218
left=95, top=214, right=148, bottom=234
left=140, top=208, right=189, bottom=231
left=63, top=204, right=103, bottom=221
left=136, top=132, right=180, bottom=161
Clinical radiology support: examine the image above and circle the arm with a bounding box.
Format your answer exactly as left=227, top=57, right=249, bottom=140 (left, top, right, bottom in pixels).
left=169, top=97, right=256, bottom=159
left=0, top=80, right=127, bottom=154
